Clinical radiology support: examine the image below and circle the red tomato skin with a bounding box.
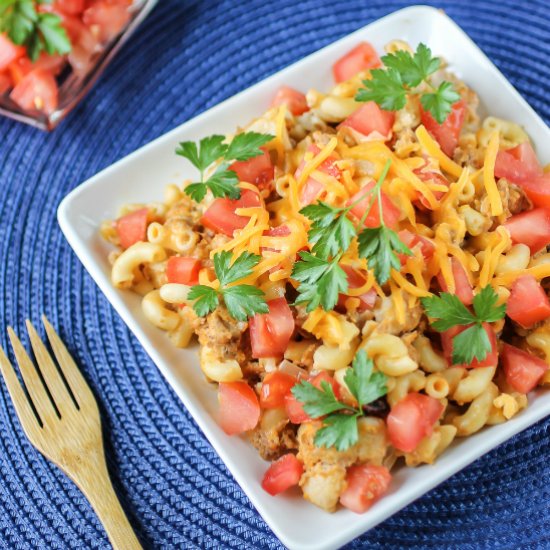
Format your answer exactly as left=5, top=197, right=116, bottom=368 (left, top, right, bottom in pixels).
left=261, top=453, right=303, bottom=496
left=420, top=100, right=466, bottom=157
left=218, top=382, right=260, bottom=435
left=504, top=208, right=550, bottom=253
left=339, top=465, right=391, bottom=513
left=437, top=257, right=474, bottom=306
left=441, top=322, right=498, bottom=368
left=9, top=69, right=59, bottom=114
left=166, top=257, right=201, bottom=286
left=115, top=207, right=148, bottom=249
left=201, top=189, right=260, bottom=236
left=495, top=141, right=542, bottom=184
left=347, top=181, right=400, bottom=229
left=249, top=298, right=295, bottom=359
left=271, top=86, right=309, bottom=116
left=284, top=394, right=311, bottom=423
left=260, top=372, right=297, bottom=409
left=398, top=229, right=435, bottom=264
left=340, top=102, right=395, bottom=139
left=310, top=371, right=342, bottom=399
left=336, top=265, right=377, bottom=312
left=229, top=148, right=274, bottom=192
left=54, top=0, right=85, bottom=14
left=506, top=275, right=550, bottom=329
left=387, top=393, right=443, bottom=453
left=333, top=42, right=381, bottom=83
left=0, top=34, right=25, bottom=72
left=516, top=173, right=550, bottom=209
left=501, top=344, right=548, bottom=393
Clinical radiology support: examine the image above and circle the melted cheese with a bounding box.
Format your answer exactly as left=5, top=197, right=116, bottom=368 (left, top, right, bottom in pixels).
left=483, top=131, right=503, bottom=216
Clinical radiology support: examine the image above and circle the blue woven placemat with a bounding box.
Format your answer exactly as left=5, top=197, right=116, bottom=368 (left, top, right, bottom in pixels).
left=0, top=1, right=549, bottom=548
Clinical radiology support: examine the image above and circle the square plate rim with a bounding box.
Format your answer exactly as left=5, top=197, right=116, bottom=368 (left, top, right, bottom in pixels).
left=57, top=5, right=550, bottom=550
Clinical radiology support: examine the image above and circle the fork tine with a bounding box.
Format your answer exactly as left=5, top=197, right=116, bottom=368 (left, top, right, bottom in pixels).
left=26, top=320, right=74, bottom=417
left=41, top=316, right=95, bottom=408
left=8, top=327, right=58, bottom=424
left=0, top=344, right=39, bottom=432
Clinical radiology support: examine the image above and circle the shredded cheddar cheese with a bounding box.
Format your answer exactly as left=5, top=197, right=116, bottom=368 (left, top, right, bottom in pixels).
left=483, top=131, right=503, bottom=216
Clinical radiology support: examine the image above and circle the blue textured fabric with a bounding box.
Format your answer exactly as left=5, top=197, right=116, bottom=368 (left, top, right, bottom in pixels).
left=0, top=1, right=549, bottom=548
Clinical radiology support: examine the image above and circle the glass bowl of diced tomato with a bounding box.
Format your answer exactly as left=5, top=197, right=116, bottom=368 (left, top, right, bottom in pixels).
left=0, top=0, right=157, bottom=130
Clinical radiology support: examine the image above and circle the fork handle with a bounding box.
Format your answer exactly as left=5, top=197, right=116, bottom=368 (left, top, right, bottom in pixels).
left=74, top=451, right=142, bottom=550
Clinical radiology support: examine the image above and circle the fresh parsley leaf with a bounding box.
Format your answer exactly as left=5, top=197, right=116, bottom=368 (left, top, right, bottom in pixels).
left=421, top=293, right=476, bottom=331
left=314, top=413, right=359, bottom=452
left=355, top=43, right=459, bottom=124
left=452, top=323, right=490, bottom=365
left=0, top=1, right=71, bottom=61
left=291, top=381, right=349, bottom=418
left=420, top=81, right=461, bottom=124
left=178, top=131, right=273, bottom=201
left=224, top=132, right=274, bottom=161
left=216, top=250, right=259, bottom=286
left=472, top=285, right=506, bottom=322
left=187, top=251, right=267, bottom=321
left=356, top=67, right=407, bottom=111
left=344, top=350, right=387, bottom=407
left=382, top=43, right=440, bottom=87
left=176, top=135, right=227, bottom=174
left=421, top=286, right=505, bottom=365
left=222, top=285, right=269, bottom=321
left=187, top=285, right=219, bottom=317
left=358, top=226, right=411, bottom=285
left=293, top=256, right=348, bottom=312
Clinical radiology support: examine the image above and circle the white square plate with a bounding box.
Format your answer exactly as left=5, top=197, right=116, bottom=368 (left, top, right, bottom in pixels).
left=58, top=6, right=550, bottom=549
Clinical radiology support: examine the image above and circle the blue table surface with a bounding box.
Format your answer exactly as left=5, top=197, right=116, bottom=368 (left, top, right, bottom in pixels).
left=0, top=1, right=549, bottom=548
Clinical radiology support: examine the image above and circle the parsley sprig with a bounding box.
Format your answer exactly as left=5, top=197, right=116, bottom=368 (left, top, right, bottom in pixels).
left=187, top=250, right=269, bottom=321
left=292, top=159, right=411, bottom=311
left=421, top=286, right=506, bottom=364
left=356, top=43, right=460, bottom=124
left=0, top=0, right=71, bottom=61
left=176, top=132, right=274, bottom=202
left=291, top=350, right=387, bottom=451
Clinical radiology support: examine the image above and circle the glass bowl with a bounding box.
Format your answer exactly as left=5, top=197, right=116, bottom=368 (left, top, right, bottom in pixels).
left=0, top=0, right=158, bottom=131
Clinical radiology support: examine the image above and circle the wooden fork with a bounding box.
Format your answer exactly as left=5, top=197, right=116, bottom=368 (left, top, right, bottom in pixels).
left=0, top=316, right=141, bottom=550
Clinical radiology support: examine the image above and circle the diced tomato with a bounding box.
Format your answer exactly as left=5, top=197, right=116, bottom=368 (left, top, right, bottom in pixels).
left=9, top=69, right=59, bottom=115
left=501, top=344, right=548, bottom=393
left=398, top=229, right=435, bottom=264
left=441, top=322, right=498, bottom=368
left=336, top=265, right=377, bottom=312
left=420, top=100, right=466, bottom=157
left=218, top=381, right=260, bottom=435
left=83, top=0, right=131, bottom=43
left=387, top=392, right=444, bottom=452
left=347, top=180, right=401, bottom=229
left=495, top=141, right=542, bottom=184
left=229, top=148, right=274, bottom=192
left=0, top=34, right=25, bottom=72
left=54, top=0, right=85, bottom=14
left=166, top=256, right=201, bottom=286
left=310, top=371, right=341, bottom=398
left=437, top=257, right=474, bottom=306
left=260, top=372, right=297, bottom=409
left=296, top=144, right=341, bottom=206
left=515, top=173, right=550, bottom=209
left=332, top=42, right=381, bottom=83
left=504, top=208, right=550, bottom=253
left=8, top=53, right=66, bottom=86
left=261, top=453, right=303, bottom=496
left=413, top=169, right=449, bottom=209
left=506, top=275, right=550, bottom=329
left=115, top=207, right=148, bottom=249
left=201, top=189, right=261, bottom=236
left=249, top=298, right=295, bottom=359
left=284, top=393, right=310, bottom=423
left=0, top=71, right=12, bottom=94
left=271, top=85, right=308, bottom=116
left=340, top=102, right=395, bottom=139
left=340, top=465, right=391, bottom=513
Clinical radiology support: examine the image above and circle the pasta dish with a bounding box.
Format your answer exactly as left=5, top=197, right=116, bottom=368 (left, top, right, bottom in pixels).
left=101, top=40, right=550, bottom=513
